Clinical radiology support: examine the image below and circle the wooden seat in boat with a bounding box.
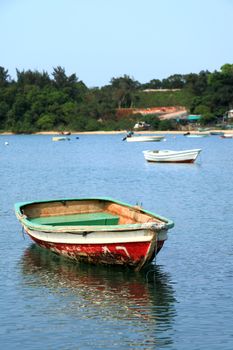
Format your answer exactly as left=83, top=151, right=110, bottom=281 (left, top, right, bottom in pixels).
left=28, top=212, right=119, bottom=226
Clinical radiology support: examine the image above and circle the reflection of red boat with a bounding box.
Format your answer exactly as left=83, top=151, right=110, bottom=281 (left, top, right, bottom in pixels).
left=15, top=198, right=174, bottom=271
left=21, top=245, right=176, bottom=321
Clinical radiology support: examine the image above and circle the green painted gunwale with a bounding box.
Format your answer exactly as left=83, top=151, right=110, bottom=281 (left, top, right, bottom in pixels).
left=15, top=197, right=174, bottom=232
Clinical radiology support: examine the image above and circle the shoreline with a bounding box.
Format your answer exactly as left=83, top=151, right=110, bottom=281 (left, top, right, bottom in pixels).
left=1, top=129, right=233, bottom=135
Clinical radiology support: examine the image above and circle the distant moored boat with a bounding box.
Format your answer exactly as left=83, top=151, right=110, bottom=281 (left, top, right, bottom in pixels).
left=143, top=149, right=201, bottom=163
left=209, top=131, right=224, bottom=136
left=221, top=133, right=233, bottom=138
left=126, top=135, right=165, bottom=142
left=52, top=136, right=70, bottom=141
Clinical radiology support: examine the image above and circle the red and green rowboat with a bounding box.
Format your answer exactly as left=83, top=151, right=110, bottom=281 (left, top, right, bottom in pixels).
left=15, top=197, right=174, bottom=271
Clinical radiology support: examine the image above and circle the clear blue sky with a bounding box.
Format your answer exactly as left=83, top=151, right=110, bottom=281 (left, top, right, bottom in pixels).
left=1, top=0, right=233, bottom=87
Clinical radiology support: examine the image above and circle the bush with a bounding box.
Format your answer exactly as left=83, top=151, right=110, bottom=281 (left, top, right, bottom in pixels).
left=36, top=114, right=55, bottom=130
left=158, top=119, right=176, bottom=130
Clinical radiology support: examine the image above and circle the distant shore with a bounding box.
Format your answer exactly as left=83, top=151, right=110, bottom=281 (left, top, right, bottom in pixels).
left=1, top=129, right=233, bottom=135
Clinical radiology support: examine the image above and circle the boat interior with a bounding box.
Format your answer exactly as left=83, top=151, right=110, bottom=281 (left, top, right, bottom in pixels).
left=21, top=199, right=162, bottom=226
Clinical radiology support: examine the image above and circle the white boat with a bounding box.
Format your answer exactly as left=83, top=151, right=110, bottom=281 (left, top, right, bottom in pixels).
left=143, top=149, right=201, bottom=163
left=52, top=136, right=70, bottom=141
left=126, top=135, right=164, bottom=142
left=221, top=134, right=233, bottom=139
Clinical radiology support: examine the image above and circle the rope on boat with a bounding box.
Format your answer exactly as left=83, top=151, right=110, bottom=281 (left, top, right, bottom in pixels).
left=30, top=223, right=165, bottom=234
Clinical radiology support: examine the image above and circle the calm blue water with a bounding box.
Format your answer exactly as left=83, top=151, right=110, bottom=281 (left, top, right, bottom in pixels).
left=1, top=133, right=233, bottom=349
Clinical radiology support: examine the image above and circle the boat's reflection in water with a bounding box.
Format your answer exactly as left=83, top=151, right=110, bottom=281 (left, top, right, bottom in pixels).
left=21, top=244, right=177, bottom=347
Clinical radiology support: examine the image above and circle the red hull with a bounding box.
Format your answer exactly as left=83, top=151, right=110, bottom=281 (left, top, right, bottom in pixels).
left=30, top=235, right=164, bottom=269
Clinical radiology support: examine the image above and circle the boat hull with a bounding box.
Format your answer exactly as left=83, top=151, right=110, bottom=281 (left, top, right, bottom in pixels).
left=143, top=149, right=201, bottom=163
left=25, top=229, right=166, bottom=270
left=185, top=134, right=208, bottom=138
left=127, top=136, right=164, bottom=142
left=52, top=136, right=70, bottom=141
left=221, top=134, right=233, bottom=138
left=210, top=132, right=224, bottom=136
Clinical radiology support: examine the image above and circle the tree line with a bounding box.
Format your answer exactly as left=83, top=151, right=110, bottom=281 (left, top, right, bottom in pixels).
left=0, top=64, right=233, bottom=132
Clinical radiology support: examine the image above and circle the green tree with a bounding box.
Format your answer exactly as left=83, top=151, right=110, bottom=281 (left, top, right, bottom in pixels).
left=111, top=75, right=139, bottom=108
left=16, top=69, right=51, bottom=88
left=220, top=63, right=233, bottom=75
left=142, top=79, right=162, bottom=89
left=162, top=74, right=185, bottom=89
left=36, top=114, right=55, bottom=130
left=0, top=66, right=10, bottom=87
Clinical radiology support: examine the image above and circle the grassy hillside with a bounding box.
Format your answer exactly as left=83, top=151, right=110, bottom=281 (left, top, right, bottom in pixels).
left=133, top=89, right=194, bottom=108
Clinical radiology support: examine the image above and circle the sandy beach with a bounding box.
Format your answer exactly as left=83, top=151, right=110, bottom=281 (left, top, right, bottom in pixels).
left=1, top=129, right=233, bottom=135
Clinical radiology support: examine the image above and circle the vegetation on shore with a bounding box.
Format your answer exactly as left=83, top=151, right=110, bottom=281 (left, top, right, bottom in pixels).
left=0, top=64, right=233, bottom=133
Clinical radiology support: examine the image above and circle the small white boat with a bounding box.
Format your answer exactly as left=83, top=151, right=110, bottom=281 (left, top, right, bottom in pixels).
left=52, top=136, right=70, bottom=142
left=221, top=134, right=233, bottom=139
left=143, top=149, right=201, bottom=163
left=126, top=135, right=164, bottom=142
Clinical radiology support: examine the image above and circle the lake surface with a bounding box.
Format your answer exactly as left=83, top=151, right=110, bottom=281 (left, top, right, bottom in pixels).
left=1, top=133, right=233, bottom=349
